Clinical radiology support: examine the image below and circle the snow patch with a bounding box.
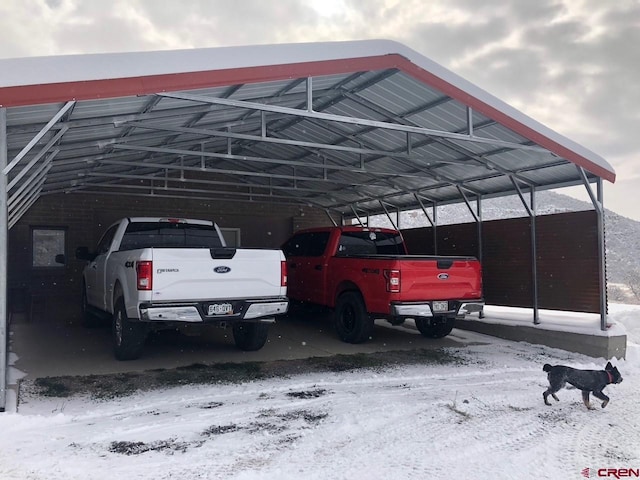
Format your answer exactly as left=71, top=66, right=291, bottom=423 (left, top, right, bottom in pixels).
left=0, top=306, right=637, bottom=479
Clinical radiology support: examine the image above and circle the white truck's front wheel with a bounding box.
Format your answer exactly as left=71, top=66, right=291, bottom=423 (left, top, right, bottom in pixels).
left=112, top=297, right=148, bottom=360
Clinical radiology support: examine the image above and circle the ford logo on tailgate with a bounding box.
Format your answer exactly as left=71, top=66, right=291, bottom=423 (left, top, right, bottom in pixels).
left=437, top=273, right=449, bottom=280
left=214, top=266, right=231, bottom=274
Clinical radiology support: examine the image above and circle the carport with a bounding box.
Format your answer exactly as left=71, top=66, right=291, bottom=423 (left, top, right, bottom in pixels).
left=0, top=39, right=616, bottom=411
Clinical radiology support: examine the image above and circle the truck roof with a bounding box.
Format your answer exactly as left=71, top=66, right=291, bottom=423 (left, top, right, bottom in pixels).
left=125, top=217, right=214, bottom=226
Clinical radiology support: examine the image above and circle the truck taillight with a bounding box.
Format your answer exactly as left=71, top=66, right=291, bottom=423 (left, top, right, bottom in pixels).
left=384, top=269, right=401, bottom=293
left=281, top=260, right=288, bottom=287
left=137, top=261, right=153, bottom=290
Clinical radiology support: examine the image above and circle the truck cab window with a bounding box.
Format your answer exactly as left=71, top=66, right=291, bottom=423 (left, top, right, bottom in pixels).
left=96, top=224, right=119, bottom=255
left=119, top=222, right=224, bottom=250
left=339, top=231, right=406, bottom=255
left=282, top=231, right=330, bottom=257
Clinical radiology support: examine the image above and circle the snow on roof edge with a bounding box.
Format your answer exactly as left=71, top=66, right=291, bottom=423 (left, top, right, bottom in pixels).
left=0, top=40, right=404, bottom=87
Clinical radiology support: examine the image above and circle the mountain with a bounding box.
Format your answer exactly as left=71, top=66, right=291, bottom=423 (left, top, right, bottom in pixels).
left=368, top=190, right=640, bottom=304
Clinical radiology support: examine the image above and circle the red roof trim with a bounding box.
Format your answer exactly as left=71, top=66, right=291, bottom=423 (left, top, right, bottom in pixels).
left=0, top=55, right=401, bottom=108
left=0, top=52, right=614, bottom=182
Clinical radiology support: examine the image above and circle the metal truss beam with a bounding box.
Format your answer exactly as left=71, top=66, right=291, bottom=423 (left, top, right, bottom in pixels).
left=8, top=129, right=65, bottom=191
left=46, top=187, right=325, bottom=209
left=8, top=151, right=55, bottom=213
left=119, top=121, right=473, bottom=167
left=3, top=101, right=74, bottom=175
left=157, top=91, right=549, bottom=153
left=82, top=171, right=354, bottom=198
left=109, top=143, right=450, bottom=181
left=88, top=158, right=384, bottom=189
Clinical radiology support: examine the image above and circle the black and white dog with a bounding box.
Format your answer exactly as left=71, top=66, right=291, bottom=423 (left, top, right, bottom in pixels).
left=543, top=362, right=623, bottom=410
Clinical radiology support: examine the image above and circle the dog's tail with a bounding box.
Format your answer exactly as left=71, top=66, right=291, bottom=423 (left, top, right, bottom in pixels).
left=543, top=364, right=552, bottom=372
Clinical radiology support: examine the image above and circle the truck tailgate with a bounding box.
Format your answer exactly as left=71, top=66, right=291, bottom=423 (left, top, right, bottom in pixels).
left=149, top=248, right=285, bottom=301
left=400, top=257, right=482, bottom=301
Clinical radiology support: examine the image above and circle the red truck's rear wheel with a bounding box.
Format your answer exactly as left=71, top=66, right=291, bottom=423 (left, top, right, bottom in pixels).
left=334, top=292, right=374, bottom=343
left=415, top=316, right=455, bottom=338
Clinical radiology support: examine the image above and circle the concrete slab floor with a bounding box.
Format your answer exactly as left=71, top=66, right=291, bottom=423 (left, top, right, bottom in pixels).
left=8, top=308, right=486, bottom=380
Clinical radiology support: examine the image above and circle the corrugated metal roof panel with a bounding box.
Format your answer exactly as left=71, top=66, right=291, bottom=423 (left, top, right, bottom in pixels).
left=1, top=40, right=614, bottom=222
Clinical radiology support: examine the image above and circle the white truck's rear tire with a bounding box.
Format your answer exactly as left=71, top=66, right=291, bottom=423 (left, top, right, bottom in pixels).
left=232, top=322, right=269, bottom=351
left=112, top=297, right=148, bottom=360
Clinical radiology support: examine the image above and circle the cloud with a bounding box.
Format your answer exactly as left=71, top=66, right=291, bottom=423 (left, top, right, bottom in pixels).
left=393, top=0, right=640, bottom=177
left=128, top=0, right=324, bottom=47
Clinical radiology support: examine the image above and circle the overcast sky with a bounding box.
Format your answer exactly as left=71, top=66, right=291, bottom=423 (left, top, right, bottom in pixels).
left=1, top=0, right=638, bottom=220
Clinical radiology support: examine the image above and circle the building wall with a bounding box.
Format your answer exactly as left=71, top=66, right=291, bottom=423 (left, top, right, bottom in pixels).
left=7, top=193, right=332, bottom=315
left=401, top=210, right=602, bottom=313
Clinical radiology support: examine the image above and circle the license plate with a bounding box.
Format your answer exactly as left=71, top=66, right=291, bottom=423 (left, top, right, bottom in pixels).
left=432, top=301, right=448, bottom=312
left=208, top=303, right=233, bottom=315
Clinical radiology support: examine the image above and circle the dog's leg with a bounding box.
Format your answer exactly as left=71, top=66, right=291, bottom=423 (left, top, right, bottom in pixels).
left=592, top=390, right=610, bottom=408
left=543, top=389, right=560, bottom=405
left=582, top=390, right=595, bottom=410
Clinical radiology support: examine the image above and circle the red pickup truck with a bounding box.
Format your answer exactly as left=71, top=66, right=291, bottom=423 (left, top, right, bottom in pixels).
left=281, top=226, right=483, bottom=343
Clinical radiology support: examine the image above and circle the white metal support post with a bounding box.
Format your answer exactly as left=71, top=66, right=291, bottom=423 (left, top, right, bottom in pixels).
left=0, top=108, right=8, bottom=412
left=597, top=178, right=607, bottom=330
left=530, top=188, right=539, bottom=325
left=577, top=167, right=607, bottom=331
left=510, top=177, right=539, bottom=324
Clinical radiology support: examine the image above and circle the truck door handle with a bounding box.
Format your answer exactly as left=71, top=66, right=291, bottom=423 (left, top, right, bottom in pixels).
left=314, top=265, right=323, bottom=271
left=90, top=264, right=97, bottom=270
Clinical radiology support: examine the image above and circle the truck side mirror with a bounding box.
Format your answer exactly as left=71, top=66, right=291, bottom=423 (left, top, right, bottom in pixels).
left=55, top=254, right=66, bottom=265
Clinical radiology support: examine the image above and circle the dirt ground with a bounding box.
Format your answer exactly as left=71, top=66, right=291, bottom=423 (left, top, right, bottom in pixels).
left=20, top=346, right=466, bottom=402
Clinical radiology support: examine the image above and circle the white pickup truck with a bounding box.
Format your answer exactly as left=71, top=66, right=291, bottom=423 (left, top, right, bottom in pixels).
left=75, top=217, right=288, bottom=360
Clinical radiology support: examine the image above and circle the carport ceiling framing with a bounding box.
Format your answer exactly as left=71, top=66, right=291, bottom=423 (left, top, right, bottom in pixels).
left=2, top=41, right=615, bottom=228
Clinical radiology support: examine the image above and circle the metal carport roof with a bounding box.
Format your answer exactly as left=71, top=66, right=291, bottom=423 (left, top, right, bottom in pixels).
left=0, top=39, right=616, bottom=412
left=0, top=39, right=615, bottom=227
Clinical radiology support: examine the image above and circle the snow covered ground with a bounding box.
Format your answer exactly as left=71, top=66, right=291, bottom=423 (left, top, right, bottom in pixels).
left=1, top=305, right=638, bottom=480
